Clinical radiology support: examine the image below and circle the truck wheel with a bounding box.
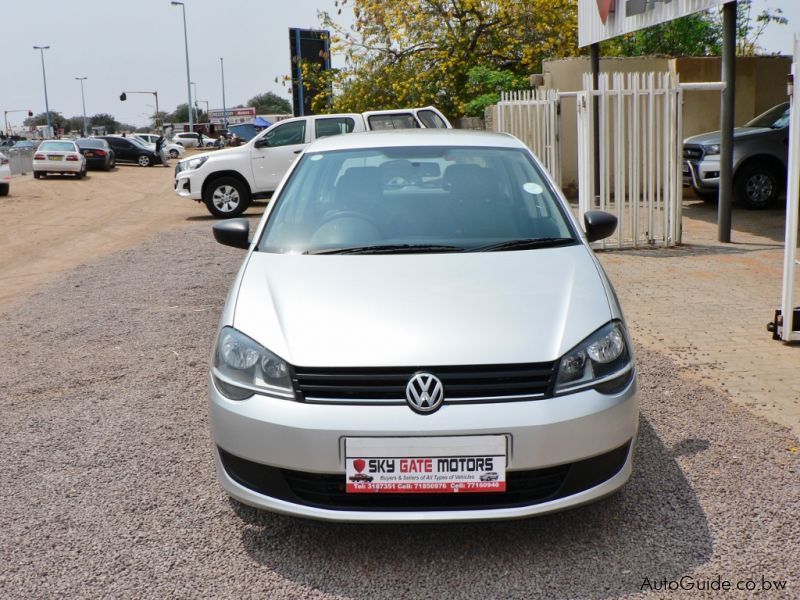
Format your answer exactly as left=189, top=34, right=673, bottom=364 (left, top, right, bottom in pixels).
left=734, top=163, right=780, bottom=210
left=138, top=155, right=152, bottom=167
left=204, top=177, right=251, bottom=218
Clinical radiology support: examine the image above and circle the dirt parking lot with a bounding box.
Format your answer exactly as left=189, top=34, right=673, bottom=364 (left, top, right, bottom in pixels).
left=0, top=168, right=798, bottom=598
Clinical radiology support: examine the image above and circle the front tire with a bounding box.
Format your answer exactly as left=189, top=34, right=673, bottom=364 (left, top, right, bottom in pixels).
left=204, top=177, right=251, bottom=218
left=734, top=163, right=781, bottom=210
left=169, top=149, right=179, bottom=159
left=138, top=155, right=152, bottom=167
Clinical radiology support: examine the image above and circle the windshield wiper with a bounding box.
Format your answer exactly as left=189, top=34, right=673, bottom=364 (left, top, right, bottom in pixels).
left=467, top=237, right=574, bottom=252
left=307, top=244, right=465, bottom=255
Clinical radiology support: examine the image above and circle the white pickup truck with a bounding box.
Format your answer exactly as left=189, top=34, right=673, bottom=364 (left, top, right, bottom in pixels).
left=173, top=106, right=451, bottom=217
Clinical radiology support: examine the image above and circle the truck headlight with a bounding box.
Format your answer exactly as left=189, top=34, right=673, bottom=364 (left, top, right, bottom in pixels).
left=703, top=144, right=720, bottom=156
left=555, top=321, right=633, bottom=394
left=180, top=155, right=208, bottom=172
left=212, top=327, right=294, bottom=400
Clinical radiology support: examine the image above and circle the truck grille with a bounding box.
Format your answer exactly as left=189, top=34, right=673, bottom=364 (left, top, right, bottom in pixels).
left=291, top=362, right=558, bottom=404
left=683, top=145, right=704, bottom=160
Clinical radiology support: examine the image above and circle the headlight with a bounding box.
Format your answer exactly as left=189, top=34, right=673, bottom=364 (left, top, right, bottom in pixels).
left=212, top=327, right=294, bottom=400
left=702, top=144, right=720, bottom=156
left=180, top=155, right=208, bottom=172
left=555, top=321, right=632, bottom=394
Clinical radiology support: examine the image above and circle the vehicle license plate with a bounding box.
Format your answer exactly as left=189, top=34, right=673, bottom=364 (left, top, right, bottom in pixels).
left=345, top=436, right=506, bottom=493
left=682, top=162, right=689, bottom=174
left=85, top=152, right=94, bottom=157
left=50, top=155, right=62, bottom=161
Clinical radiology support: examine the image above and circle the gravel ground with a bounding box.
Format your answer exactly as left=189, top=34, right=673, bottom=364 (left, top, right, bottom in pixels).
left=1, top=224, right=798, bottom=599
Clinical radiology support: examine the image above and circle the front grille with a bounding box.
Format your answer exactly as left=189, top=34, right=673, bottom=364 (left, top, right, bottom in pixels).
left=291, top=362, right=558, bottom=404
left=683, top=145, right=704, bottom=160
left=218, top=441, right=631, bottom=512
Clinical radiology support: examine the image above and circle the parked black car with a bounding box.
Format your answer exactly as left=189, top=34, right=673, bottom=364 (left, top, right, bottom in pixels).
left=98, top=135, right=161, bottom=167
left=76, top=138, right=115, bottom=171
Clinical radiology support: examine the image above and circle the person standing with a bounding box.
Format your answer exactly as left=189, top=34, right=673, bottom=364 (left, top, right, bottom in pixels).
left=155, top=135, right=169, bottom=167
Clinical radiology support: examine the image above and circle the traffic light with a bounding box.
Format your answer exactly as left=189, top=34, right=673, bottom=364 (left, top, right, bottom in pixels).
left=120, top=92, right=127, bottom=101
left=28, top=110, right=33, bottom=117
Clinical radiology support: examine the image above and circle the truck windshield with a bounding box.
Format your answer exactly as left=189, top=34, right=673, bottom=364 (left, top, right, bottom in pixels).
left=746, top=103, right=790, bottom=129
left=258, top=146, right=577, bottom=255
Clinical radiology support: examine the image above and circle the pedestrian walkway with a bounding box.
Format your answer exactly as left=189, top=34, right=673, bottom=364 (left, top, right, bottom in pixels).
left=598, top=198, right=800, bottom=439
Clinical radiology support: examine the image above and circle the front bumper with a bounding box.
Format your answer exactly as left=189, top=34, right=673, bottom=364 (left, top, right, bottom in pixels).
left=174, top=169, right=203, bottom=200
left=209, top=373, right=639, bottom=522
left=683, top=157, right=721, bottom=191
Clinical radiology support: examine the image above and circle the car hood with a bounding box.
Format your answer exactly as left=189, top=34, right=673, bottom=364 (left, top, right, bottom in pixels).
left=684, top=127, right=771, bottom=146
left=232, top=246, right=613, bottom=367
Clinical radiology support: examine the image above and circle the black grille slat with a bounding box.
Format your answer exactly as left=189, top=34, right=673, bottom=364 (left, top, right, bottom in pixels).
left=683, top=145, right=704, bottom=160
left=292, top=362, right=557, bottom=403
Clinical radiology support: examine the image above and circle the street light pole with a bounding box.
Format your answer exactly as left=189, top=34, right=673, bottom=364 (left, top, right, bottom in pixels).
left=171, top=1, right=194, bottom=132
left=190, top=81, right=199, bottom=123
left=33, top=45, right=51, bottom=136
left=220, top=57, right=228, bottom=130
left=75, top=77, right=88, bottom=137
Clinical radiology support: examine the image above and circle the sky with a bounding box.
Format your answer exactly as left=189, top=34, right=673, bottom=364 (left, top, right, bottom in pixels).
left=1, top=0, right=797, bottom=130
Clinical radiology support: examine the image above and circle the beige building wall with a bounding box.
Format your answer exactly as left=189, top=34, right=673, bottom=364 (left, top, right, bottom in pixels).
left=536, top=56, right=791, bottom=191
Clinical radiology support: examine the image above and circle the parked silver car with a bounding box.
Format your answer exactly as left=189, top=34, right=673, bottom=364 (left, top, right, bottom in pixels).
left=209, top=130, right=638, bottom=522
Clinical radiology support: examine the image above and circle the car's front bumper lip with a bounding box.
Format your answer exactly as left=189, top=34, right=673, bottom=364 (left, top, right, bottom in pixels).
left=209, top=373, right=638, bottom=521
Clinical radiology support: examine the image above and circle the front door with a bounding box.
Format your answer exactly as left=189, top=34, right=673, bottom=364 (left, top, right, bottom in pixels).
left=251, top=120, right=308, bottom=191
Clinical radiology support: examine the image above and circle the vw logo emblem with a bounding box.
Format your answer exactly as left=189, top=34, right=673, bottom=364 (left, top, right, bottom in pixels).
left=406, top=373, right=445, bottom=414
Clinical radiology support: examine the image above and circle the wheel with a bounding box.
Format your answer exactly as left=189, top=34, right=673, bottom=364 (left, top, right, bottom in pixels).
left=33, top=171, right=41, bottom=179
left=734, top=163, right=781, bottom=210
left=169, top=149, right=179, bottom=158
left=76, top=167, right=85, bottom=179
left=138, top=154, right=152, bottom=167
left=204, top=177, right=251, bottom=218
left=104, top=159, right=113, bottom=171
left=0, top=183, right=8, bottom=196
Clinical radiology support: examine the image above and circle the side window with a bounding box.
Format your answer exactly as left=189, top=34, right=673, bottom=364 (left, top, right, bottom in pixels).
left=367, top=114, right=419, bottom=130
left=263, top=121, right=306, bottom=147
left=418, top=110, right=447, bottom=129
left=315, top=117, right=355, bottom=139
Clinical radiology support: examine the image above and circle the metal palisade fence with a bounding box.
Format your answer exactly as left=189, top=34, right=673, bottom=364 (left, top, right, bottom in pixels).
left=496, top=89, right=561, bottom=186
left=495, top=72, right=683, bottom=249
left=577, top=72, right=683, bottom=249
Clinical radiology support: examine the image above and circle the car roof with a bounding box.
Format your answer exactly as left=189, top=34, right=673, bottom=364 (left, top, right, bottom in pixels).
left=306, top=128, right=523, bottom=153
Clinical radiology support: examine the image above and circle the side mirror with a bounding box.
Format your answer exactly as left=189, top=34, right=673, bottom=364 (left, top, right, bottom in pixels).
left=583, top=210, right=617, bottom=243
left=212, top=218, right=251, bottom=249
left=253, top=137, right=268, bottom=149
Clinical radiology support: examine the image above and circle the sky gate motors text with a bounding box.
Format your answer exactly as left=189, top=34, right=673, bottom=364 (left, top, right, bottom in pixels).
left=367, top=457, right=496, bottom=473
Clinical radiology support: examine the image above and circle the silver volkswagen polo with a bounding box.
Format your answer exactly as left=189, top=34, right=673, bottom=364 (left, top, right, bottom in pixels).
left=209, top=129, right=638, bottom=522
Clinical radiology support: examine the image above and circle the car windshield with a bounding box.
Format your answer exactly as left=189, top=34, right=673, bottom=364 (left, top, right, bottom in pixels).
left=745, top=103, right=791, bottom=129
left=258, top=145, right=577, bottom=255
left=39, top=141, right=76, bottom=152
left=76, top=139, right=107, bottom=149
left=127, top=137, right=150, bottom=148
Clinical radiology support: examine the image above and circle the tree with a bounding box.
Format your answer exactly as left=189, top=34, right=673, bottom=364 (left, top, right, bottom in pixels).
left=318, top=0, right=579, bottom=118
left=169, top=103, right=192, bottom=123
left=66, top=116, right=88, bottom=135
left=24, top=111, right=65, bottom=131
left=89, top=113, right=121, bottom=134
left=463, top=67, right=528, bottom=117
left=247, top=92, right=292, bottom=114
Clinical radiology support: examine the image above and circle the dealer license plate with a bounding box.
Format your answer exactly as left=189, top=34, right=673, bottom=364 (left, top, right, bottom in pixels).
left=345, top=436, right=507, bottom=493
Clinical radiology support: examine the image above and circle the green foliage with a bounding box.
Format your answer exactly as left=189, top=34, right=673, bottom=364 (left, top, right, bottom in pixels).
left=247, top=92, right=292, bottom=114
left=319, top=0, right=579, bottom=118
left=89, top=113, right=121, bottom=134
left=464, top=67, right=528, bottom=117
left=24, top=111, right=65, bottom=129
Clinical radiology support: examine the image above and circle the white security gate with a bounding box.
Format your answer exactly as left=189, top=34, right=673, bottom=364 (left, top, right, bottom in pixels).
left=496, top=89, right=561, bottom=185
left=778, top=36, right=800, bottom=341
left=577, top=72, right=683, bottom=249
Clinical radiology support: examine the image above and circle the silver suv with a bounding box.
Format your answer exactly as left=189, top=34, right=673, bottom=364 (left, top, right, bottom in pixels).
left=683, top=102, right=789, bottom=209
